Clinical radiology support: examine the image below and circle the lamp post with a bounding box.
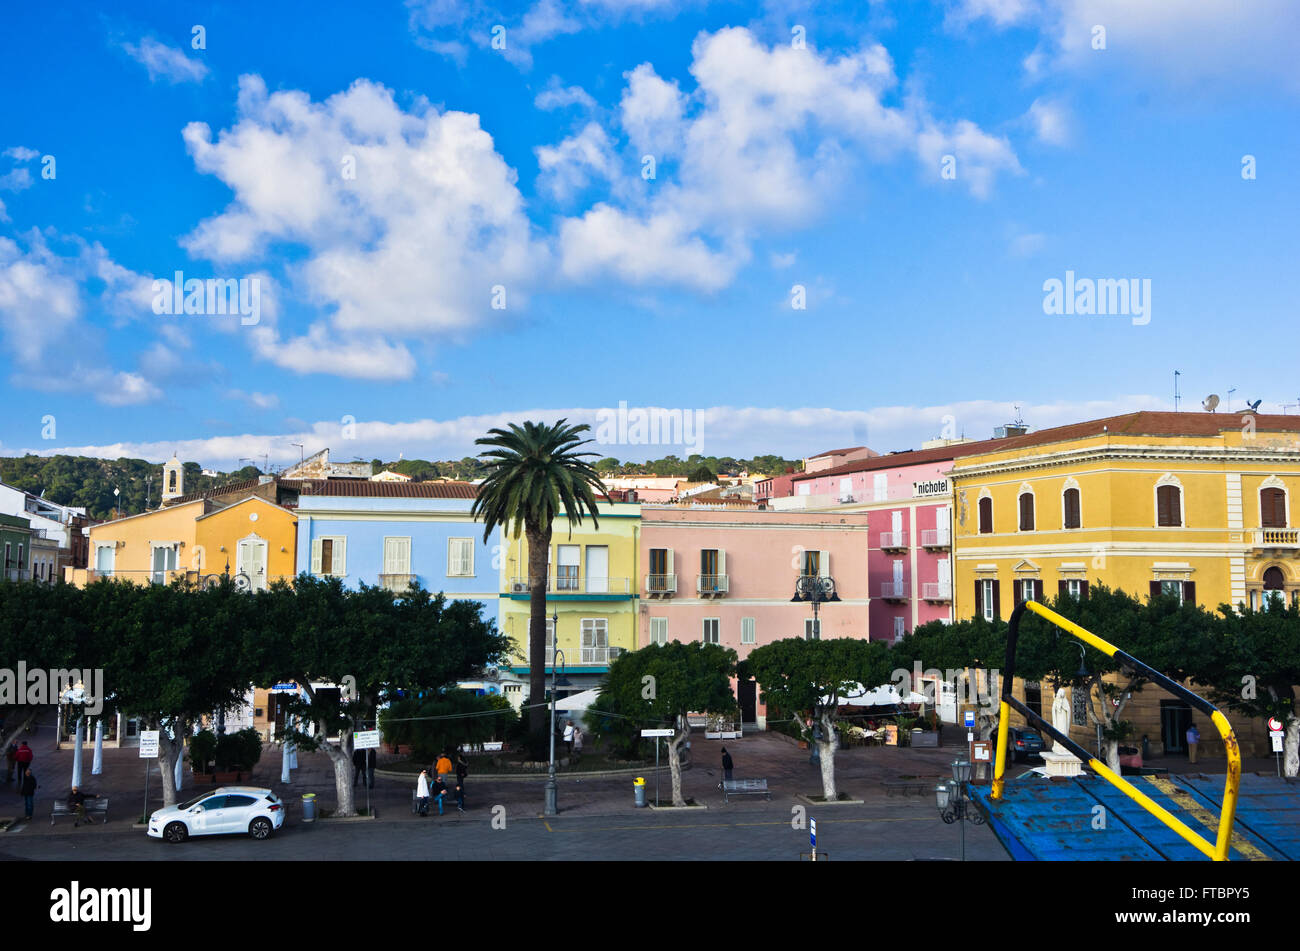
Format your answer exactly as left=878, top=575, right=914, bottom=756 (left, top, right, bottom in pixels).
left=935, top=758, right=983, bottom=861
left=793, top=574, right=840, bottom=763
left=544, top=611, right=560, bottom=816
left=62, top=680, right=87, bottom=789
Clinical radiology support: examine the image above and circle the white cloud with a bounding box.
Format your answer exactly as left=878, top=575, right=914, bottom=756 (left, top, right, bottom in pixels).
left=535, top=122, right=617, bottom=199
left=619, top=63, right=686, bottom=157
left=534, top=78, right=598, bottom=111
left=181, top=75, right=545, bottom=378
left=946, top=0, right=1040, bottom=27
left=1025, top=96, right=1070, bottom=145
left=3, top=147, right=40, bottom=162
left=229, top=389, right=281, bottom=410
left=122, top=37, right=209, bottom=84
left=98, top=372, right=163, bottom=406
left=1007, top=231, right=1045, bottom=257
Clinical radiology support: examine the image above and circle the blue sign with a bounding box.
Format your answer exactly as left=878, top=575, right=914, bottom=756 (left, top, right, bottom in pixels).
left=964, top=710, right=975, bottom=728
left=810, top=818, right=816, bottom=847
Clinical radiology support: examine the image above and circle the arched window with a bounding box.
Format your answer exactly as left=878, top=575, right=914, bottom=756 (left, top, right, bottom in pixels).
left=1156, top=484, right=1182, bottom=526
left=1018, top=492, right=1035, bottom=531
left=978, top=497, right=993, bottom=534
left=1063, top=487, right=1081, bottom=529
left=1263, top=566, right=1286, bottom=611
left=1261, top=487, right=1287, bottom=528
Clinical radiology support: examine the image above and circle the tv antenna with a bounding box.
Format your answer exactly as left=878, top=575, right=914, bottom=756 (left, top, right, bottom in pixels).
left=1173, top=370, right=1181, bottom=411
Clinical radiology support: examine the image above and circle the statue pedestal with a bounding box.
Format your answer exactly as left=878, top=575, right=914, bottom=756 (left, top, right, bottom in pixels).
left=1040, top=747, right=1083, bottom=778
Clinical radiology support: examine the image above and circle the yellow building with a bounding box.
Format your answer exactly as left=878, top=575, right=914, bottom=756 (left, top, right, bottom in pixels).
left=499, top=501, right=640, bottom=697
left=73, top=499, right=210, bottom=585
left=194, top=496, right=298, bottom=590
left=949, top=410, right=1300, bottom=757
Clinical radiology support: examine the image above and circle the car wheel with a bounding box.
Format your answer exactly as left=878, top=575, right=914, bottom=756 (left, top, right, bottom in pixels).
left=249, top=817, right=273, bottom=840
left=163, top=822, right=188, bottom=844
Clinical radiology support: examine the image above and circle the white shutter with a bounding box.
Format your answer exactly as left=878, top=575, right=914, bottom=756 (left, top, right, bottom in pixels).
left=741, top=617, right=755, bottom=644
left=666, top=548, right=674, bottom=576
left=650, top=617, right=667, bottom=646
left=311, top=539, right=323, bottom=575
left=874, top=473, right=888, bottom=501
left=334, top=537, right=346, bottom=576
left=718, top=548, right=726, bottom=577
left=819, top=551, right=830, bottom=578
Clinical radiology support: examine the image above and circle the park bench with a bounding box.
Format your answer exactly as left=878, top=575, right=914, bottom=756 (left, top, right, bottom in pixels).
left=50, top=798, right=109, bottom=825
left=722, top=778, right=770, bottom=802
left=883, top=780, right=935, bottom=797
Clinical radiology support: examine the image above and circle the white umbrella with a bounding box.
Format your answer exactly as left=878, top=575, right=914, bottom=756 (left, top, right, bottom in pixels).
left=280, top=735, right=291, bottom=783
left=91, top=719, right=104, bottom=775
left=555, top=688, right=600, bottom=715
left=173, top=733, right=184, bottom=792
left=70, top=718, right=84, bottom=788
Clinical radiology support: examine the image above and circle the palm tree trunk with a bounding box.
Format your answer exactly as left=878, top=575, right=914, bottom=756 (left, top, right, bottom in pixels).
left=527, top=527, right=551, bottom=734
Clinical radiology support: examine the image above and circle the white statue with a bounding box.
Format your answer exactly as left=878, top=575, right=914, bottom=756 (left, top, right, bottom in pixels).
left=1052, top=687, right=1071, bottom=741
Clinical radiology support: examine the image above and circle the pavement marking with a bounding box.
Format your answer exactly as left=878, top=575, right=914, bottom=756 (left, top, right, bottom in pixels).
left=1145, top=776, right=1270, bottom=861
left=544, top=821, right=553, bottom=832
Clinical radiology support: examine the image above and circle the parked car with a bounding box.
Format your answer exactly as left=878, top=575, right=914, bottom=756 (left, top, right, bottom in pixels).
left=148, top=786, right=284, bottom=843
left=996, top=726, right=1045, bottom=762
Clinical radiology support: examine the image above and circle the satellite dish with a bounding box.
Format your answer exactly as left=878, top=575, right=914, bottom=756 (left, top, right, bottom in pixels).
left=1202, top=394, right=1220, bottom=413
left=1246, top=399, right=1262, bottom=412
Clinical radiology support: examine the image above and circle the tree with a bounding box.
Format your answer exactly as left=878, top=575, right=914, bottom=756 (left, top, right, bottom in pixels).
left=892, top=616, right=1013, bottom=743
left=743, top=638, right=892, bottom=799
left=251, top=577, right=510, bottom=817
left=686, top=464, right=714, bottom=483
left=471, top=420, right=607, bottom=733
left=596, top=642, right=737, bottom=806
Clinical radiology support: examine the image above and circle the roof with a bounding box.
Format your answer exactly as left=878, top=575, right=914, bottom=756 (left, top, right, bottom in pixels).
left=194, top=495, right=297, bottom=521
left=792, top=411, right=1300, bottom=483
left=167, top=475, right=267, bottom=506
left=294, top=479, right=478, bottom=499
left=808, top=445, right=869, bottom=458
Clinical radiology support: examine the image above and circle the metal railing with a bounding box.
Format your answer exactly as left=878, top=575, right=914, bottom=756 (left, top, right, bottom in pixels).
left=697, top=574, right=729, bottom=595
left=645, top=573, right=677, bottom=594
left=379, top=573, right=416, bottom=593
left=542, top=646, right=620, bottom=666
left=508, top=575, right=631, bottom=595
left=993, top=599, right=1242, bottom=862
left=879, top=531, right=907, bottom=549
left=921, top=583, right=951, bottom=600
left=880, top=581, right=907, bottom=599
left=920, top=529, right=951, bottom=547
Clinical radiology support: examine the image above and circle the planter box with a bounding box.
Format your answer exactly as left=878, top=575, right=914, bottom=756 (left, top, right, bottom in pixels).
left=911, top=732, right=939, bottom=748
left=191, top=772, right=216, bottom=784
left=213, top=771, right=241, bottom=783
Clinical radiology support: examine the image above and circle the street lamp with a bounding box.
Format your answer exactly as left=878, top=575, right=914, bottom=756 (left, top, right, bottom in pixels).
left=62, top=680, right=87, bottom=789
left=935, top=758, right=983, bottom=860
left=544, top=611, right=560, bottom=816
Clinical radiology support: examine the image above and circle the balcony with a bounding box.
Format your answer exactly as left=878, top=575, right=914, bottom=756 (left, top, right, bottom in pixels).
left=920, top=529, right=951, bottom=549
left=880, top=531, right=908, bottom=551
left=646, top=573, right=677, bottom=596
left=697, top=574, right=729, bottom=597
left=921, top=583, right=952, bottom=601
left=379, top=573, right=416, bottom=594
left=1252, top=528, right=1300, bottom=550
left=880, top=581, right=908, bottom=601
left=542, top=646, right=623, bottom=667
left=507, top=576, right=632, bottom=597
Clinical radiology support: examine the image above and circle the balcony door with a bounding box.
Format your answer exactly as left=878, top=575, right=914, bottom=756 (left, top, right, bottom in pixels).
left=237, top=536, right=269, bottom=591
left=557, top=545, right=580, bottom=591
left=584, top=545, right=608, bottom=593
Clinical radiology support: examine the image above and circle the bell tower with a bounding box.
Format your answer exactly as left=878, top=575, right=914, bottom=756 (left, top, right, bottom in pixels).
left=162, top=453, right=184, bottom=504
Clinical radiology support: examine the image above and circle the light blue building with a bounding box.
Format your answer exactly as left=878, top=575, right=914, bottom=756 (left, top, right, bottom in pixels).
left=294, top=482, right=503, bottom=634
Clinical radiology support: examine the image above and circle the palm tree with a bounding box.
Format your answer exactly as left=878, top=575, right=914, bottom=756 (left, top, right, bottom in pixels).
left=472, top=420, right=608, bottom=732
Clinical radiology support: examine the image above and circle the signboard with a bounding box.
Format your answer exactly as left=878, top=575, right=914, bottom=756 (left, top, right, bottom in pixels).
left=481, top=741, right=504, bottom=752
left=964, top=710, right=975, bottom=728
left=353, top=730, right=380, bottom=750
left=1268, top=717, right=1283, bottom=732
left=884, top=724, right=898, bottom=746
left=810, top=818, right=816, bottom=847
left=972, top=741, right=992, bottom=762
left=641, top=728, right=675, bottom=737
left=138, top=730, right=160, bottom=759
left=912, top=479, right=950, bottom=498
left=270, top=683, right=298, bottom=693
left=1272, top=733, right=1284, bottom=753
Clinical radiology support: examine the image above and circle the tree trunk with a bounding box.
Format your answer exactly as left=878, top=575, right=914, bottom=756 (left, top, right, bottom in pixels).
left=157, top=719, right=183, bottom=807
left=816, top=710, right=838, bottom=800
left=527, top=525, right=552, bottom=735
left=320, top=705, right=357, bottom=818
left=1285, top=713, right=1299, bottom=778
left=668, top=714, right=688, bottom=807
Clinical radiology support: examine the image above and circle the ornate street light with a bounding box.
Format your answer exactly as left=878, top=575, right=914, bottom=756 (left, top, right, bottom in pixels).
left=935, top=758, right=983, bottom=861
left=791, top=574, right=840, bottom=639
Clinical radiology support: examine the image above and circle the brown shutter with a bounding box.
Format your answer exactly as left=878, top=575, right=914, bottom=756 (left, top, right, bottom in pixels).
left=992, top=580, right=1001, bottom=620
left=1183, top=581, right=1195, bottom=605
left=1034, top=579, right=1044, bottom=602
left=1080, top=580, right=1089, bottom=598
left=1150, top=580, right=1161, bottom=601
left=1059, top=580, right=1068, bottom=600
left=1157, top=486, right=1169, bottom=526
left=974, top=580, right=984, bottom=620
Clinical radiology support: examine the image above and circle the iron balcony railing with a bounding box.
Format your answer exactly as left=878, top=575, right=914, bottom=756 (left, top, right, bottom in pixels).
left=921, top=582, right=952, bottom=600
left=880, top=531, right=908, bottom=549
left=508, top=576, right=631, bottom=595
left=645, top=573, right=677, bottom=594
left=697, top=574, right=729, bottom=595
left=379, top=573, right=417, bottom=593
left=880, top=581, right=907, bottom=599
left=920, top=529, right=951, bottom=548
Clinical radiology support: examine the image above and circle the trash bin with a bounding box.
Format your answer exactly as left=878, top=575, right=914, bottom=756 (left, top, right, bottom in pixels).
left=301, top=792, right=317, bottom=822
left=633, top=777, right=646, bottom=808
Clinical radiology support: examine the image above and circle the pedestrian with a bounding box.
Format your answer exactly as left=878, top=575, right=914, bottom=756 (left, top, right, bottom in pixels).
left=435, top=749, right=452, bottom=783
left=4, top=741, right=15, bottom=783
left=68, top=786, right=98, bottom=827
left=454, top=751, right=468, bottom=812
left=430, top=775, right=448, bottom=816
left=352, top=746, right=367, bottom=787
left=416, top=769, right=430, bottom=816
left=721, top=746, right=734, bottom=782
left=572, top=724, right=584, bottom=764
left=20, top=768, right=36, bottom=819
left=14, top=741, right=33, bottom=784
left=563, top=720, right=575, bottom=757
left=1186, top=723, right=1201, bottom=764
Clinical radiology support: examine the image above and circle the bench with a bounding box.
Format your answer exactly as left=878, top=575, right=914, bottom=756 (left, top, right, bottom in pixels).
left=722, top=778, right=770, bottom=802
left=50, top=798, right=109, bottom=825
left=883, top=780, right=935, bottom=797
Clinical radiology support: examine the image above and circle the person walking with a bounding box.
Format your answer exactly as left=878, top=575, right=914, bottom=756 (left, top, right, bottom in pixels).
left=454, top=751, right=468, bottom=812
left=20, top=768, right=36, bottom=819
left=416, top=769, right=431, bottom=816
left=563, top=720, right=575, bottom=758
left=1186, top=723, right=1201, bottom=764
left=14, top=741, right=33, bottom=784
left=435, top=750, right=452, bottom=783
left=721, top=747, right=734, bottom=784
left=352, top=746, right=368, bottom=787
left=4, top=741, right=16, bottom=783
left=571, top=724, right=584, bottom=764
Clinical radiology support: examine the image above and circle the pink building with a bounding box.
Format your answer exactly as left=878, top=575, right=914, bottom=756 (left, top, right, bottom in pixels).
left=639, top=507, right=871, bottom=728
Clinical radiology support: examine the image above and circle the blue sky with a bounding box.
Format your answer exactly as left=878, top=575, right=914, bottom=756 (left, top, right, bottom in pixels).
left=1, top=0, right=1297, bottom=468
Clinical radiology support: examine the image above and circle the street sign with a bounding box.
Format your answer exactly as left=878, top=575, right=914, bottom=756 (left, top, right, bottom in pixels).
left=138, top=731, right=160, bottom=758
left=271, top=683, right=298, bottom=693
left=1272, top=733, right=1284, bottom=753
left=481, top=741, right=503, bottom=752
left=972, top=741, right=992, bottom=762
left=810, top=818, right=816, bottom=847
left=1268, top=717, right=1283, bottom=732
left=964, top=710, right=975, bottom=728
left=353, top=730, right=380, bottom=750
left=641, top=729, right=675, bottom=737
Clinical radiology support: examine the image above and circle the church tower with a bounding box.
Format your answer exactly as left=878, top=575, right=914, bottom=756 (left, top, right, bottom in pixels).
left=162, top=453, right=184, bottom=504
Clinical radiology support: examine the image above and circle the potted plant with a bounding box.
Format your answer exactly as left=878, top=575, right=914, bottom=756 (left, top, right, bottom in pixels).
left=189, top=730, right=217, bottom=783
left=213, top=728, right=263, bottom=781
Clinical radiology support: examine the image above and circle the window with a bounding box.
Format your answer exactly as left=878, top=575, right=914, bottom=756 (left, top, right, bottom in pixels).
left=893, top=616, right=905, bottom=641
left=1019, top=579, right=1037, bottom=603
left=978, top=497, right=993, bottom=534
left=150, top=544, right=178, bottom=585
left=1066, top=579, right=1084, bottom=599
left=741, top=617, right=755, bottom=645
left=311, top=536, right=347, bottom=576
left=1063, top=487, right=1081, bottom=529
left=975, top=578, right=999, bottom=622
left=702, top=618, right=720, bottom=644
left=16, top=544, right=24, bottom=569
left=1156, top=484, right=1182, bottom=526
left=1161, top=580, right=1184, bottom=604
left=2, top=542, right=8, bottom=570
left=648, top=548, right=673, bottom=592
left=873, top=473, right=888, bottom=501
left=1262, top=566, right=1285, bottom=611
left=556, top=544, right=580, bottom=590
left=94, top=544, right=114, bottom=575
left=1018, top=492, right=1035, bottom=531
left=804, top=618, right=820, bottom=640
left=649, top=617, right=668, bottom=646
left=801, top=549, right=827, bottom=576
left=1151, top=579, right=1193, bottom=606
left=1261, top=487, right=1287, bottom=528
left=701, top=548, right=719, bottom=575
left=839, top=477, right=853, bottom=501
left=580, top=618, right=608, bottom=664
left=446, top=538, right=474, bottom=577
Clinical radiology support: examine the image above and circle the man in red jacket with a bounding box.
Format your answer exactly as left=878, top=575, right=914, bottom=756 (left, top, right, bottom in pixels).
left=14, top=742, right=33, bottom=784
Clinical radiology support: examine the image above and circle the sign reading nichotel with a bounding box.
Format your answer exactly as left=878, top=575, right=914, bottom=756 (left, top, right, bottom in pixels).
left=912, top=479, right=950, bottom=498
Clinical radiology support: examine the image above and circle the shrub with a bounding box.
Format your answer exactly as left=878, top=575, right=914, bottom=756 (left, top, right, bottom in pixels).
left=189, top=730, right=217, bottom=773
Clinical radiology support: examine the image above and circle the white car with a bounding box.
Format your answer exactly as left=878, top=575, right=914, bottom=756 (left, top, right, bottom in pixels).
left=148, top=787, right=285, bottom=843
